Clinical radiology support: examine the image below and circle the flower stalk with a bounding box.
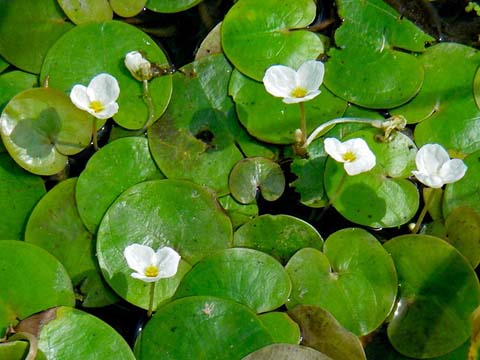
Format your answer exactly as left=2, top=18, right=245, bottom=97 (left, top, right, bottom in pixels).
left=411, top=188, right=438, bottom=234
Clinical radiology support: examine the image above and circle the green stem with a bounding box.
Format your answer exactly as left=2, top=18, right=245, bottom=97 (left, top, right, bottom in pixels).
left=303, top=117, right=382, bottom=149
left=9, top=332, right=38, bottom=360
left=141, top=80, right=156, bottom=132
left=299, top=102, right=306, bottom=145
left=147, top=282, right=156, bottom=317
left=92, top=117, right=99, bottom=151
left=411, top=188, right=437, bottom=234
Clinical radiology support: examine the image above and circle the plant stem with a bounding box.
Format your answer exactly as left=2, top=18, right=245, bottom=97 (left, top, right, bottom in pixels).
left=147, top=282, right=156, bottom=317
left=299, top=102, right=306, bottom=145
left=411, top=188, right=437, bottom=234
left=92, top=117, right=99, bottom=151
left=141, top=79, right=156, bottom=132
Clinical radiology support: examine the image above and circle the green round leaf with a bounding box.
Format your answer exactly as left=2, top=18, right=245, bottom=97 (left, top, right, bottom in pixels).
left=0, top=241, right=75, bottom=335
left=258, top=312, right=301, bottom=344
left=136, top=296, right=273, bottom=359
left=175, top=248, right=291, bottom=313
left=41, top=20, right=172, bottom=130
left=233, top=214, right=323, bottom=263
left=146, top=0, right=203, bottom=13
left=25, top=178, right=117, bottom=307
left=229, top=157, right=285, bottom=204
left=392, top=43, right=480, bottom=154
left=229, top=70, right=347, bottom=144
left=0, top=153, right=45, bottom=240
left=0, top=0, right=74, bottom=73
left=0, top=87, right=92, bottom=175
left=243, top=344, right=333, bottom=360
left=221, top=0, right=323, bottom=81
left=57, top=0, right=113, bottom=24
left=324, top=129, right=419, bottom=228
left=110, top=0, right=147, bottom=17
left=0, top=70, right=37, bottom=112
left=148, top=54, right=250, bottom=196
left=18, top=307, right=135, bottom=360
left=384, top=235, right=480, bottom=358
left=97, top=179, right=232, bottom=308
left=444, top=207, right=480, bottom=268
left=443, top=149, right=480, bottom=217
left=323, top=0, right=431, bottom=108
left=286, top=228, right=398, bottom=336
left=76, top=137, right=164, bottom=234
left=288, top=305, right=366, bottom=360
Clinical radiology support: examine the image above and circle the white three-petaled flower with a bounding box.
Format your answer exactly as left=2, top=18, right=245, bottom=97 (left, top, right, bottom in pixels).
left=124, top=51, right=152, bottom=82
left=324, top=137, right=376, bottom=176
left=70, top=73, right=120, bottom=119
left=124, top=244, right=181, bottom=283
left=263, top=60, right=324, bottom=104
left=412, top=143, right=467, bottom=188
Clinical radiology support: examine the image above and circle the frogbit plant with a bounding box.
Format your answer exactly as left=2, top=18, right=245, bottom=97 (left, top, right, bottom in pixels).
left=124, top=244, right=181, bottom=316
left=410, top=143, right=467, bottom=234
left=69, top=73, right=120, bottom=151
left=263, top=60, right=324, bottom=152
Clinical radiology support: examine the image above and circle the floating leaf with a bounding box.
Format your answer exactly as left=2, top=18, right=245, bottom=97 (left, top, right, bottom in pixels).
left=233, top=214, right=323, bottom=263
left=392, top=43, right=480, bottom=154
left=25, top=178, right=117, bottom=307
left=229, top=157, right=285, bottom=204
left=221, top=0, right=323, bottom=81
left=324, top=129, right=418, bottom=228
left=0, top=87, right=91, bottom=175
left=146, top=0, right=203, bottom=13
left=76, top=137, right=164, bottom=234
left=18, top=306, right=135, bottom=360
left=0, top=70, right=37, bottom=112
left=97, top=179, right=232, bottom=308
left=0, top=153, right=45, bottom=240
left=384, top=235, right=480, bottom=358
left=41, top=20, right=172, bottom=130
left=135, top=296, right=273, bottom=359
left=286, top=228, right=398, bottom=336
left=110, top=0, right=146, bottom=18
left=57, top=0, right=113, bottom=24
left=0, top=0, right=74, bottom=73
left=288, top=305, right=366, bottom=360
left=258, top=312, right=301, bottom=344
left=443, top=149, right=480, bottom=217
left=148, top=54, right=248, bottom=196
left=243, top=344, right=333, bottom=360
left=324, top=0, right=432, bottom=108
left=229, top=70, right=347, bottom=144
left=175, top=248, right=291, bottom=313
left=195, top=22, right=222, bottom=60
left=0, top=241, right=75, bottom=335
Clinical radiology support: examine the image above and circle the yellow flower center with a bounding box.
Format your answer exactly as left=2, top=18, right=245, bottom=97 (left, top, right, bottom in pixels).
left=144, top=265, right=159, bottom=277
left=89, top=100, right=104, bottom=113
left=290, top=87, right=308, bottom=98
left=342, top=151, right=357, bottom=162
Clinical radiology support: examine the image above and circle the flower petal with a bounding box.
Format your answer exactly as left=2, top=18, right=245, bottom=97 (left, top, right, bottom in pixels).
left=88, top=73, right=120, bottom=105
left=155, top=247, right=181, bottom=278
left=124, top=244, right=155, bottom=274
left=263, top=65, right=296, bottom=98
left=131, top=272, right=159, bottom=283
left=93, top=102, right=119, bottom=119
left=297, top=60, right=324, bottom=92
left=344, top=154, right=376, bottom=175
left=412, top=171, right=445, bottom=188
left=69, top=85, right=90, bottom=112
left=324, top=137, right=347, bottom=163
left=439, top=159, right=467, bottom=184
left=415, top=144, right=449, bottom=175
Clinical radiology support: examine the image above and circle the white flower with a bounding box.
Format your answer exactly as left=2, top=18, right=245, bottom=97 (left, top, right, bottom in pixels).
left=324, top=137, right=376, bottom=176
left=124, top=244, right=181, bottom=283
left=263, top=60, right=324, bottom=104
left=125, top=51, right=152, bottom=81
left=412, top=143, right=467, bottom=188
left=70, top=73, right=120, bottom=119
